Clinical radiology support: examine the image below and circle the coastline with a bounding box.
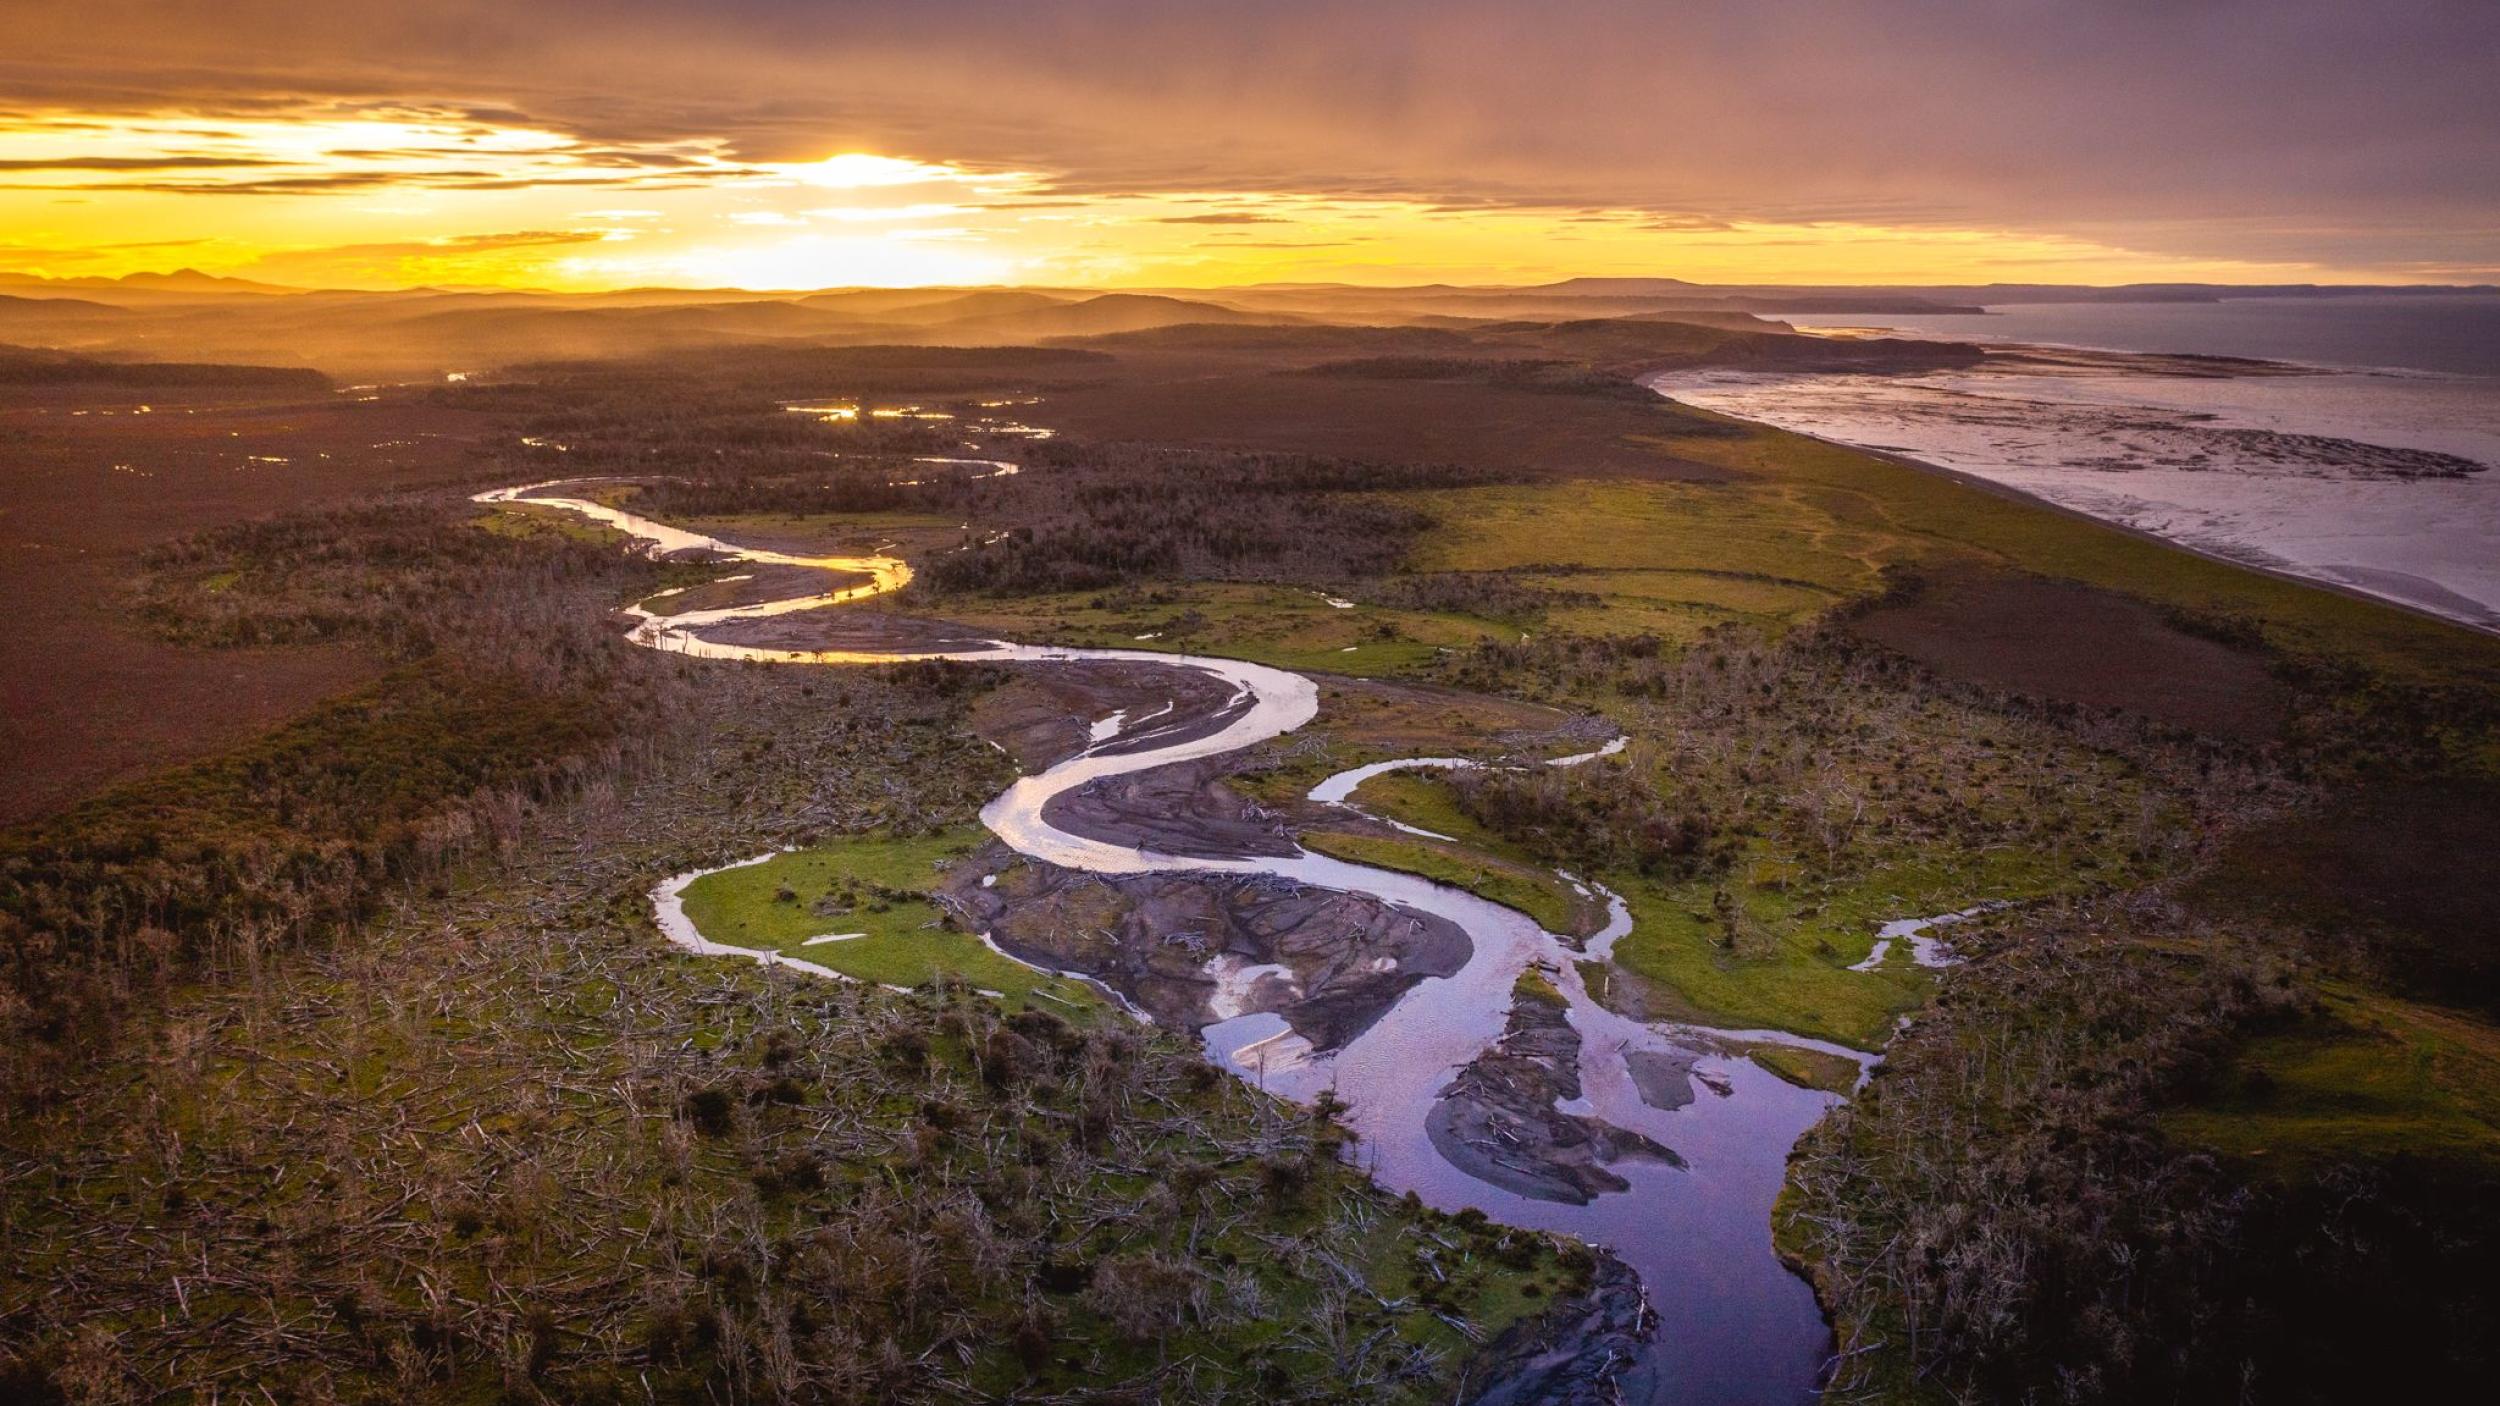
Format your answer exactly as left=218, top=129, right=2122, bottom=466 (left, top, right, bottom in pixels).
left=1650, top=386, right=2500, bottom=642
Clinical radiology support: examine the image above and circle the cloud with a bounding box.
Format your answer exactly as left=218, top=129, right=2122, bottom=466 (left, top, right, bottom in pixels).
left=0, top=236, right=213, bottom=265
left=228, top=227, right=616, bottom=284
left=0, top=155, right=281, bottom=171
left=0, top=2, right=2490, bottom=277
left=1156, top=212, right=1285, bottom=225
left=441, top=229, right=613, bottom=250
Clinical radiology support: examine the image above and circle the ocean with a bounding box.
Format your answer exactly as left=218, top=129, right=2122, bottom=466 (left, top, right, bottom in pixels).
left=1649, top=294, right=2500, bottom=632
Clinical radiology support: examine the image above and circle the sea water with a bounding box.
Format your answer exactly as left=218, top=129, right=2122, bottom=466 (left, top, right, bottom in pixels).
left=1652, top=295, right=2500, bottom=631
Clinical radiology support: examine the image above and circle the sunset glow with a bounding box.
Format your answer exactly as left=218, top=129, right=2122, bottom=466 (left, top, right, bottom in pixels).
left=0, top=103, right=2465, bottom=292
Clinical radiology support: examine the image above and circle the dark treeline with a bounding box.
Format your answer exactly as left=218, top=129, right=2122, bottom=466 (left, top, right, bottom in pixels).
left=914, top=444, right=1502, bottom=596
left=0, top=501, right=689, bottom=1106
left=1791, top=895, right=2499, bottom=1403
left=420, top=346, right=1109, bottom=493
left=1295, top=355, right=1667, bottom=402
left=626, top=459, right=963, bottom=521
left=0, top=344, right=328, bottom=390
left=509, top=437, right=1501, bottom=605
left=451, top=343, right=1108, bottom=410
left=529, top=446, right=1475, bottom=599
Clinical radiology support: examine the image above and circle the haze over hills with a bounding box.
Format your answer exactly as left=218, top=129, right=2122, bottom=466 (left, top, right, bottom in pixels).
left=0, top=269, right=2490, bottom=378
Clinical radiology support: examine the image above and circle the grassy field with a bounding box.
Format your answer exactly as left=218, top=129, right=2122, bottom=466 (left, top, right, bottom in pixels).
left=1333, top=729, right=2144, bottom=1049
left=473, top=500, right=629, bottom=545
left=1408, top=477, right=1877, bottom=644
left=938, top=580, right=1508, bottom=676
left=1349, top=770, right=1538, bottom=851
left=1730, top=1040, right=1866, bottom=1096
left=2160, top=984, right=2500, bottom=1176
left=677, top=826, right=1102, bottom=1010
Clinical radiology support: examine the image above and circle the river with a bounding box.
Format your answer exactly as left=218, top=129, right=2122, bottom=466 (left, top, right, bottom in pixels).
left=481, top=477, right=1914, bottom=1404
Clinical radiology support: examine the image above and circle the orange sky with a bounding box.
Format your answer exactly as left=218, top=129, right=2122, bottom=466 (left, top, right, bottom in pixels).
left=1, top=3, right=2492, bottom=291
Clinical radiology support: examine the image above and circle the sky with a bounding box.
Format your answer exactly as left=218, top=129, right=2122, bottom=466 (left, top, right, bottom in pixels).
left=0, top=1, right=2493, bottom=291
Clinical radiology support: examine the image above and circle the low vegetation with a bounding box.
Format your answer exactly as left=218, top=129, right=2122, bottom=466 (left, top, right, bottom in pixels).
left=1387, top=624, right=2217, bottom=1045
left=1301, top=830, right=1592, bottom=938
left=0, top=650, right=1576, bottom=1403
left=1785, top=897, right=2500, bottom=1403
left=0, top=503, right=701, bottom=1107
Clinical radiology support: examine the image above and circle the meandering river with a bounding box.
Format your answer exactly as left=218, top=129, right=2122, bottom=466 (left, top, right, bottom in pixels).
left=481, top=478, right=1890, bottom=1404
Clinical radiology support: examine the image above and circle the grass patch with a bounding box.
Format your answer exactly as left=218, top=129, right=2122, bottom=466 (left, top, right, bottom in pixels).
left=474, top=501, right=628, bottom=545
left=1408, top=478, right=1876, bottom=644
left=1348, top=770, right=1537, bottom=857
left=2162, top=986, right=2500, bottom=1176
left=677, top=826, right=1098, bottom=1010
left=1515, top=967, right=1567, bottom=1008
left=1735, top=1042, right=1864, bottom=1095
left=1609, top=847, right=2094, bottom=1049
left=1301, top=830, right=1592, bottom=936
